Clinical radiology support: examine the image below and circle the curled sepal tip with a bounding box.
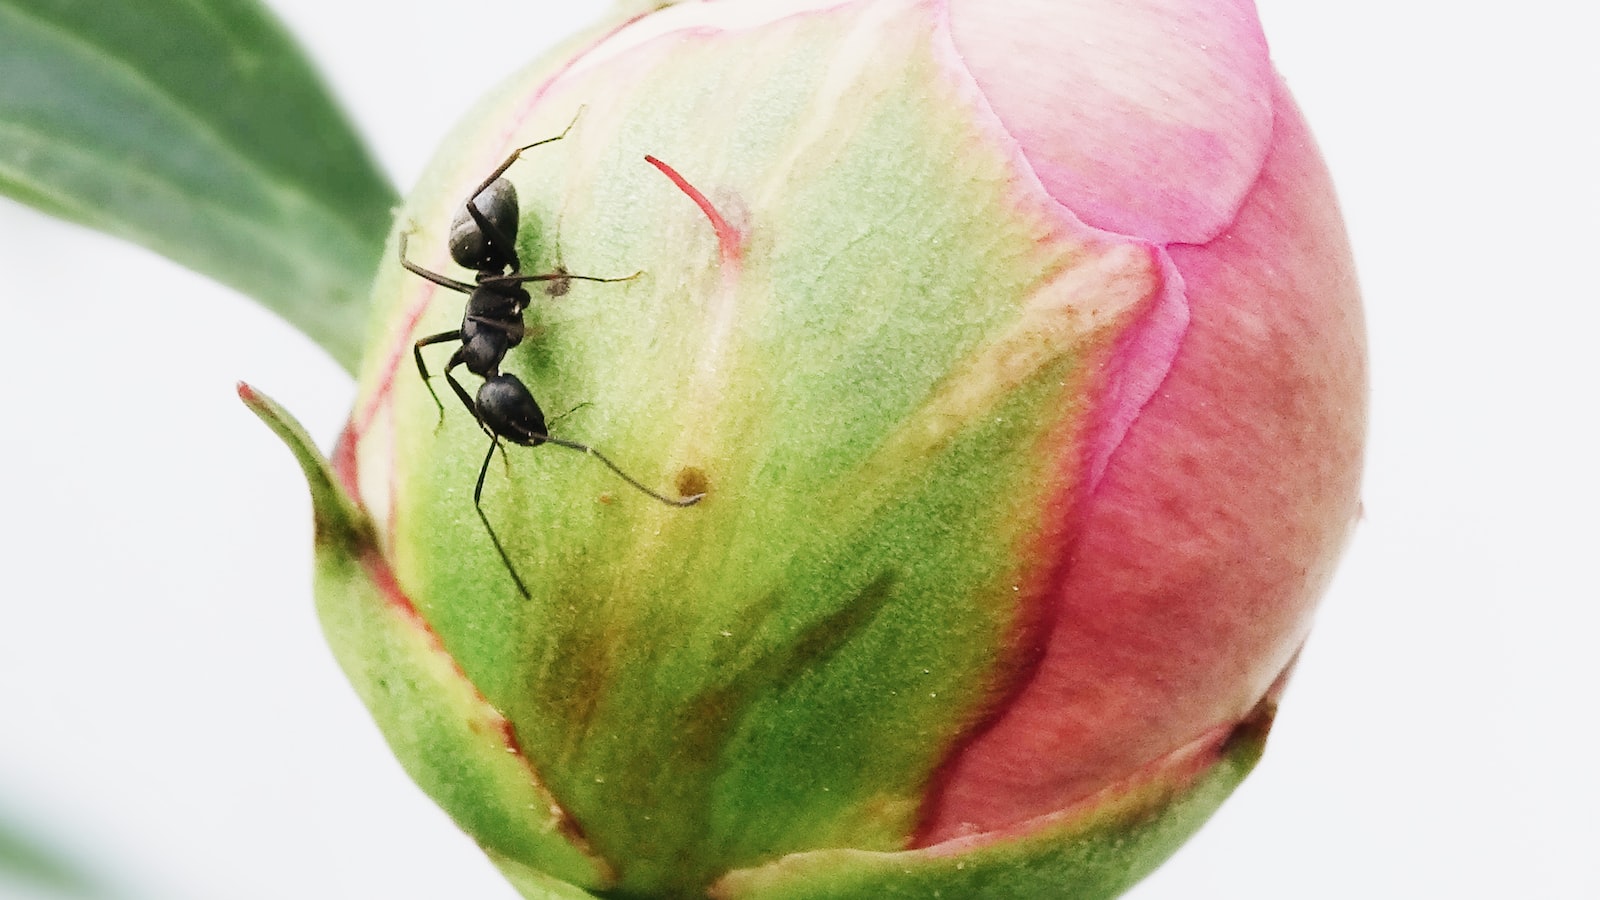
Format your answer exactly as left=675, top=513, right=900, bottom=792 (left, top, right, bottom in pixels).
left=238, top=383, right=613, bottom=893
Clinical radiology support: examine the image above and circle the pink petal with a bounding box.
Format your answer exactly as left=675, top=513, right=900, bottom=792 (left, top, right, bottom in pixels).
left=945, top=0, right=1275, bottom=244
left=919, top=79, right=1366, bottom=841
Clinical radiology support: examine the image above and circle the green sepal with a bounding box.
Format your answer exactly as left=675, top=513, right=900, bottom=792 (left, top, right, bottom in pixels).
left=711, top=713, right=1273, bottom=900
left=239, top=384, right=612, bottom=892
left=492, top=854, right=606, bottom=900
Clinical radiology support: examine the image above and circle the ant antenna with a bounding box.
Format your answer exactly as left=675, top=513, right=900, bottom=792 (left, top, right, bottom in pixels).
left=472, top=423, right=703, bottom=599
left=541, top=434, right=706, bottom=508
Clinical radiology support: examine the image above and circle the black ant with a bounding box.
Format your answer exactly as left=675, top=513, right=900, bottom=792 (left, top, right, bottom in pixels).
left=400, top=117, right=703, bottom=598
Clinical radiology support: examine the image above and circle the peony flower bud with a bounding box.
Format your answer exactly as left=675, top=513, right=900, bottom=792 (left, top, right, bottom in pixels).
left=248, top=0, right=1364, bottom=896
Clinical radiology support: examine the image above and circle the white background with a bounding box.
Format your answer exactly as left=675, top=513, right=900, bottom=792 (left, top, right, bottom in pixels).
left=1, top=1, right=1595, bottom=898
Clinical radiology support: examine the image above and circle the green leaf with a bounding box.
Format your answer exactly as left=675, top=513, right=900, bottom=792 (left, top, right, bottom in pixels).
left=0, top=0, right=398, bottom=373
left=0, top=805, right=110, bottom=899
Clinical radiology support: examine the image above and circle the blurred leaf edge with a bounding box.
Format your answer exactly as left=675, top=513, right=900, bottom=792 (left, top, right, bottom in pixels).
left=0, top=0, right=400, bottom=373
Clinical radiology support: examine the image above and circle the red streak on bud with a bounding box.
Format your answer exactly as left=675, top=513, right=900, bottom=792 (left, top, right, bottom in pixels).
left=330, top=413, right=404, bottom=555
left=331, top=418, right=361, bottom=501
left=645, top=154, right=745, bottom=267
left=359, top=545, right=429, bottom=631
left=355, top=541, right=602, bottom=864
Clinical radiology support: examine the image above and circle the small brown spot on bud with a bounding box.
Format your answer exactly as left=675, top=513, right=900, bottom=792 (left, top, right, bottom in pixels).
left=676, top=466, right=709, bottom=499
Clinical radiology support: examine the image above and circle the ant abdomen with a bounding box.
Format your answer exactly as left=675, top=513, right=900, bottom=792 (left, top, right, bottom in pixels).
left=477, top=373, right=549, bottom=448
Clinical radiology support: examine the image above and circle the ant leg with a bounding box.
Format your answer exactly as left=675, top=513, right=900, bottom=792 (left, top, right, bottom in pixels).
left=443, top=362, right=512, bottom=475
left=473, top=435, right=531, bottom=600
left=442, top=364, right=489, bottom=437
left=539, top=434, right=704, bottom=507
left=466, top=109, right=585, bottom=201
left=545, top=401, right=593, bottom=428
left=398, top=232, right=475, bottom=293
left=465, top=313, right=526, bottom=345
left=464, top=111, right=586, bottom=273
left=413, top=331, right=463, bottom=426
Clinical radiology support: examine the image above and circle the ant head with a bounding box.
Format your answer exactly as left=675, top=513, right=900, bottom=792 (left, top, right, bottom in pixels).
left=449, top=177, right=520, bottom=272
